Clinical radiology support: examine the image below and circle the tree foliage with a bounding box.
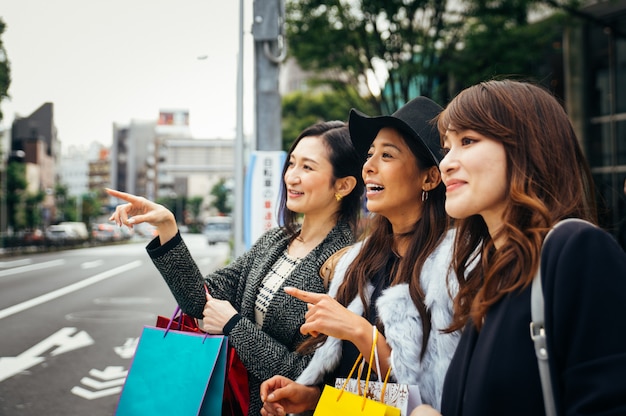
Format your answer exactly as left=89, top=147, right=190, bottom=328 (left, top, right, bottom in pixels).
left=441, top=1, right=567, bottom=95
left=210, top=178, right=232, bottom=215
left=285, top=0, right=452, bottom=113
left=281, top=89, right=376, bottom=151
left=6, top=161, right=26, bottom=231
left=0, top=18, right=11, bottom=121
left=285, top=0, right=575, bottom=111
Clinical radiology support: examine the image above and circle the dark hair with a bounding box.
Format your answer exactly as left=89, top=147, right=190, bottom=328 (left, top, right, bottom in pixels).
left=298, top=124, right=449, bottom=359
left=278, top=121, right=364, bottom=239
left=437, top=79, right=597, bottom=331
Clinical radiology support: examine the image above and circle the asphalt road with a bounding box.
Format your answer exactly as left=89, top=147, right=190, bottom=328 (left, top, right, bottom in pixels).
left=0, top=233, right=230, bottom=416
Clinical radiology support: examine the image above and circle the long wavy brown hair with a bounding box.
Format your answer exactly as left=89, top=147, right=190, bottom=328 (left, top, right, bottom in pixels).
left=298, top=128, right=450, bottom=359
left=438, top=80, right=597, bottom=332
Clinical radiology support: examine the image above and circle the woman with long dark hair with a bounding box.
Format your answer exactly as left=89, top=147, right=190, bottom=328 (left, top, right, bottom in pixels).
left=260, top=97, right=460, bottom=415
left=107, top=120, right=364, bottom=416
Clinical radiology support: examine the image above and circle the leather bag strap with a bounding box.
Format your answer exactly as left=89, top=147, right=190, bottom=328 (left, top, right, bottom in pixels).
left=530, top=218, right=594, bottom=416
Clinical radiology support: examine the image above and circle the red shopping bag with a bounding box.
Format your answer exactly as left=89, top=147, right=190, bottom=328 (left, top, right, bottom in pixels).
left=156, top=306, right=250, bottom=416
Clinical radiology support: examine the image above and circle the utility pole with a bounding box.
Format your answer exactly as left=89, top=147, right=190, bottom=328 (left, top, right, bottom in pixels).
left=252, top=0, right=285, bottom=151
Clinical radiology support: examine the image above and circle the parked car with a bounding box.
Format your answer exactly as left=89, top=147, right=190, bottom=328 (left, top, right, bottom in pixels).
left=203, top=217, right=232, bottom=245
left=45, top=222, right=88, bottom=243
left=59, top=222, right=89, bottom=240
left=92, top=223, right=123, bottom=242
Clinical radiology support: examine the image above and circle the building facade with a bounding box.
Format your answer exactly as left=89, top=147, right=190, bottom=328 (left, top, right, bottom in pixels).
left=565, top=0, right=626, bottom=247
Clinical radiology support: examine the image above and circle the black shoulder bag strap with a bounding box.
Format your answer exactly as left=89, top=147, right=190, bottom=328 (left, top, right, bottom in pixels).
left=530, top=218, right=594, bottom=416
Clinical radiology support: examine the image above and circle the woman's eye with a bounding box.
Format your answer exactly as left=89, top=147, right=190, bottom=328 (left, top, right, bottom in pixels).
left=440, top=148, right=450, bottom=156
left=365, top=152, right=373, bottom=160
left=461, top=138, right=475, bottom=146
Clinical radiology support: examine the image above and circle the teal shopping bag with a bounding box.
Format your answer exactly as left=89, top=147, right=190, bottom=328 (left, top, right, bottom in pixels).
left=116, top=326, right=227, bottom=416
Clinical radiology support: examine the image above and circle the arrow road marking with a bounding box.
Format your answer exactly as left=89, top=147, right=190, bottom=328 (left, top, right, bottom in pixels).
left=0, top=327, right=94, bottom=382
left=71, top=385, right=123, bottom=400
left=89, top=366, right=128, bottom=381
left=71, top=366, right=128, bottom=400
left=114, top=338, right=139, bottom=359
left=81, top=375, right=126, bottom=390
left=0, top=260, right=143, bottom=320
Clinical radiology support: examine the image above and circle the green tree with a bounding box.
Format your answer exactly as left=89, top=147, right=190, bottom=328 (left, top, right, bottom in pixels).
left=281, top=89, right=376, bottom=150
left=210, top=179, right=232, bottom=215
left=79, top=193, right=101, bottom=225
left=188, top=196, right=204, bottom=222
left=442, top=2, right=567, bottom=95
left=24, top=191, right=45, bottom=229
left=54, top=183, right=73, bottom=222
left=285, top=0, right=452, bottom=112
left=0, top=18, right=10, bottom=121
left=285, top=0, right=591, bottom=109
left=6, top=160, right=26, bottom=232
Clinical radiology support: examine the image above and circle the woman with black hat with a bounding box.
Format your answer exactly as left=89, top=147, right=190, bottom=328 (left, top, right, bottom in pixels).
left=260, top=97, right=461, bottom=415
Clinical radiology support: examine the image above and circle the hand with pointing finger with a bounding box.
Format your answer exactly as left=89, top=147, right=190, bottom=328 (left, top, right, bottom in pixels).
left=284, top=286, right=393, bottom=377
left=283, top=286, right=367, bottom=342
left=106, top=188, right=178, bottom=244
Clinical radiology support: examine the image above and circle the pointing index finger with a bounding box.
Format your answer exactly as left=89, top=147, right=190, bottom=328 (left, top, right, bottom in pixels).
left=106, top=188, right=142, bottom=204
left=283, top=286, right=324, bottom=304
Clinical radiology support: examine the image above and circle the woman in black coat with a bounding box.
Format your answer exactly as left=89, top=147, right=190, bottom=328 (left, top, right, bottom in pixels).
left=412, top=80, right=626, bottom=416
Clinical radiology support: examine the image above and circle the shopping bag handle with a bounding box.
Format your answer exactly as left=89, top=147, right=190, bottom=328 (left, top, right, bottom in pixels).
left=163, top=306, right=183, bottom=335
left=337, top=327, right=389, bottom=410
left=163, top=305, right=211, bottom=344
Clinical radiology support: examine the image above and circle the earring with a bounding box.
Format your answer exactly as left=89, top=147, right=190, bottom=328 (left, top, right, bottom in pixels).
left=421, top=190, right=429, bottom=202
left=335, top=193, right=343, bottom=202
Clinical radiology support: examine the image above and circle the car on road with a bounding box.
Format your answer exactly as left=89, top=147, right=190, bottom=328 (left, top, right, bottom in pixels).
left=92, top=223, right=123, bottom=242
left=45, top=222, right=89, bottom=243
left=203, top=217, right=232, bottom=245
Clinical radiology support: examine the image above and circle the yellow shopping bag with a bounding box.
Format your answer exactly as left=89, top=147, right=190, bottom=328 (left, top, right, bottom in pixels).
left=313, top=328, right=401, bottom=416
left=315, top=384, right=400, bottom=416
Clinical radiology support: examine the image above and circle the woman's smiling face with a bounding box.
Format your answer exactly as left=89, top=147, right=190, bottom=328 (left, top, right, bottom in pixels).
left=283, top=136, right=339, bottom=218
left=439, top=125, right=509, bottom=234
left=362, top=127, right=426, bottom=231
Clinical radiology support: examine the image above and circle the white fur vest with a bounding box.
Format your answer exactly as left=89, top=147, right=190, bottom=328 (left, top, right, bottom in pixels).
left=295, top=229, right=460, bottom=410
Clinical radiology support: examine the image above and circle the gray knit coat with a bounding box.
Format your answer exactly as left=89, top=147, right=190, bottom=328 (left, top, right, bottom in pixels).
left=146, top=222, right=355, bottom=416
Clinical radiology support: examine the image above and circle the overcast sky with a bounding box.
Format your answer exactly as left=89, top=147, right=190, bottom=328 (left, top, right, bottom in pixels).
left=1, top=0, right=255, bottom=152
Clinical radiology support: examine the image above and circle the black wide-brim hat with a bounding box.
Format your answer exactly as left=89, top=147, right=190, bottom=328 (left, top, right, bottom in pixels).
left=348, top=96, right=444, bottom=166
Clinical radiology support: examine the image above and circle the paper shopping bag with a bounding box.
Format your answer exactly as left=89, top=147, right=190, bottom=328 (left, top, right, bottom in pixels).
left=335, top=378, right=421, bottom=416
left=314, top=327, right=400, bottom=416
left=115, top=326, right=227, bottom=416
left=155, top=308, right=200, bottom=332
left=155, top=306, right=250, bottom=416
left=314, top=384, right=401, bottom=416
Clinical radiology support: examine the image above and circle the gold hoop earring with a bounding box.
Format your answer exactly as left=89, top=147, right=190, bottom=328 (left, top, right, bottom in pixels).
left=335, top=193, right=343, bottom=202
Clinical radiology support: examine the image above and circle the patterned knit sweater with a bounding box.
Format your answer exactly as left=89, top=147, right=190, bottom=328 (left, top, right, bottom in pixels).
left=147, top=221, right=355, bottom=416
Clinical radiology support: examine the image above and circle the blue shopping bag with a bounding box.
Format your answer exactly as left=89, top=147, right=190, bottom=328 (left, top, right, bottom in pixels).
left=116, top=326, right=227, bottom=416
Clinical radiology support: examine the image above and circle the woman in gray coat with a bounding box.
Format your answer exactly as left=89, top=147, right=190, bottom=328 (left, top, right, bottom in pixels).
left=107, top=120, right=364, bottom=416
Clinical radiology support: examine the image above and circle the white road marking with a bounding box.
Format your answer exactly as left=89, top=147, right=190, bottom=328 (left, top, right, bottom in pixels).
left=81, top=260, right=104, bottom=269
left=0, top=259, right=32, bottom=268
left=71, top=366, right=128, bottom=400
left=0, top=260, right=143, bottom=320
left=0, top=327, right=94, bottom=382
left=0, top=259, right=65, bottom=277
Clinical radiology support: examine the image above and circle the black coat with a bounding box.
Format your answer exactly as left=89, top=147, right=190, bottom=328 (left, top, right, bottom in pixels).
left=441, top=220, right=626, bottom=415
